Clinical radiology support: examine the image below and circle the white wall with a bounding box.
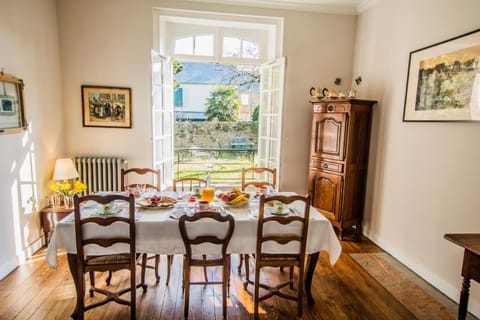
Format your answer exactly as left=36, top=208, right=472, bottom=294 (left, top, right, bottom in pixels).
left=57, top=0, right=153, bottom=166
left=57, top=0, right=356, bottom=192
left=0, top=0, right=64, bottom=277
left=355, top=0, right=480, bottom=316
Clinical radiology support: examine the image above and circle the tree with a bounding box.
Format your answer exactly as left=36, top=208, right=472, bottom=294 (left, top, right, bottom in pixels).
left=251, top=105, right=259, bottom=121
left=223, top=65, right=259, bottom=90
left=205, top=85, right=240, bottom=121
left=173, top=60, right=184, bottom=91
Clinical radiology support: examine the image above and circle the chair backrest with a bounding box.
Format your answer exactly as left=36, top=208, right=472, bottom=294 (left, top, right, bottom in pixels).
left=241, top=167, right=277, bottom=191
left=121, top=168, right=160, bottom=191
left=73, top=193, right=136, bottom=267
left=173, top=178, right=207, bottom=192
left=178, top=211, right=235, bottom=258
left=257, top=194, right=310, bottom=257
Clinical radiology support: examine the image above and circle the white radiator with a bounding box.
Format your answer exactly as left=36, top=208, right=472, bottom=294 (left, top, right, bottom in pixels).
left=74, top=157, right=127, bottom=193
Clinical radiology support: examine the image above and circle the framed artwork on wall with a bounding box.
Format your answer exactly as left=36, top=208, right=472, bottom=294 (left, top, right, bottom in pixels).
left=0, top=72, right=26, bottom=134
left=403, top=28, right=480, bottom=122
left=81, top=85, right=132, bottom=128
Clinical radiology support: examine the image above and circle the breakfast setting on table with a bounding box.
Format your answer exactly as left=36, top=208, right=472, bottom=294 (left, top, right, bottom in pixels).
left=45, top=183, right=341, bottom=269
left=79, top=184, right=293, bottom=218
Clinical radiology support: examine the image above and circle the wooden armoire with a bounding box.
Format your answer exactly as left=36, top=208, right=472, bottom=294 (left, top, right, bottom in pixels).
left=307, top=98, right=376, bottom=239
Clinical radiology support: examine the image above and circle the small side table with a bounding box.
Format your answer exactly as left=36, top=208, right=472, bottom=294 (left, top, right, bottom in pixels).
left=40, top=207, right=73, bottom=245
left=444, top=233, right=480, bottom=320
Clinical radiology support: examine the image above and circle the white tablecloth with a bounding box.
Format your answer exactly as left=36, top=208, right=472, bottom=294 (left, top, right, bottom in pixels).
left=46, top=197, right=342, bottom=269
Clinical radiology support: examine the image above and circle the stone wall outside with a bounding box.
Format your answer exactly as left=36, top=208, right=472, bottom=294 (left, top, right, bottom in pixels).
left=174, top=121, right=258, bottom=149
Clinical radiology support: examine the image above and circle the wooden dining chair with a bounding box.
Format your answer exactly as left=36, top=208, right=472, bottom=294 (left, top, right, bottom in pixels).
left=173, top=177, right=207, bottom=192
left=178, top=210, right=235, bottom=319
left=73, top=193, right=145, bottom=320
left=241, top=167, right=277, bottom=191
left=243, top=194, right=311, bottom=319
left=120, top=167, right=171, bottom=285
left=173, top=177, right=209, bottom=281
left=121, top=167, right=161, bottom=191
left=238, top=166, right=277, bottom=273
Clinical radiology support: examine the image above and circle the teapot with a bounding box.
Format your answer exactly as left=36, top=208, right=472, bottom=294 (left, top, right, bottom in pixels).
left=310, top=87, right=329, bottom=98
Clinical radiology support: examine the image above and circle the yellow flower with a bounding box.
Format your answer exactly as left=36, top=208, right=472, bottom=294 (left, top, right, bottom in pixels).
left=73, top=181, right=87, bottom=194
left=49, top=181, right=60, bottom=192
left=49, top=179, right=87, bottom=196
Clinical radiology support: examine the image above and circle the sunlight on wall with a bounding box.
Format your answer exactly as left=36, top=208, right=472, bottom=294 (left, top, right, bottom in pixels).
left=9, top=125, right=40, bottom=262
left=10, top=179, right=22, bottom=260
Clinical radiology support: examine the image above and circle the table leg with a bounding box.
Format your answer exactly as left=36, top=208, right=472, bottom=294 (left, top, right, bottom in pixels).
left=67, top=253, right=82, bottom=320
left=458, top=277, right=470, bottom=320
left=305, top=252, right=319, bottom=305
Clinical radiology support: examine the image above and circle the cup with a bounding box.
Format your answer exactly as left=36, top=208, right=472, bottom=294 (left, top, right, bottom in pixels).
left=273, top=201, right=286, bottom=213
left=198, top=200, right=209, bottom=210
left=309, top=87, right=329, bottom=98
left=201, top=187, right=215, bottom=202
left=259, top=185, right=269, bottom=196
left=327, top=89, right=337, bottom=98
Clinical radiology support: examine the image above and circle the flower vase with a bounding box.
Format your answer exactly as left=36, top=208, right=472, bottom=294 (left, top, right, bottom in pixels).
left=52, top=194, right=62, bottom=208
left=63, top=195, right=74, bottom=209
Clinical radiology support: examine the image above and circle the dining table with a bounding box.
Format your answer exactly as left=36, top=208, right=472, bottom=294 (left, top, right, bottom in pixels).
left=45, top=191, right=342, bottom=309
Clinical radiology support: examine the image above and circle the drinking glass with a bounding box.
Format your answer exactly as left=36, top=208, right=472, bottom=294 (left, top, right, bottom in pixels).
left=201, top=187, right=215, bottom=202
left=137, top=184, right=146, bottom=197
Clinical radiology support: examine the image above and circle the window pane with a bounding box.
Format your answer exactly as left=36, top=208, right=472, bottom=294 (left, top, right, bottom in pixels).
left=153, top=111, right=163, bottom=137
left=195, top=35, right=214, bottom=56
left=174, top=37, right=193, bottom=55
left=223, top=37, right=241, bottom=57
left=240, top=93, right=249, bottom=105
left=243, top=40, right=260, bottom=59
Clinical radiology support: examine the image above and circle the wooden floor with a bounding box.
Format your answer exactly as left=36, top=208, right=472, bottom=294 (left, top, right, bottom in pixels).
left=0, top=236, right=418, bottom=320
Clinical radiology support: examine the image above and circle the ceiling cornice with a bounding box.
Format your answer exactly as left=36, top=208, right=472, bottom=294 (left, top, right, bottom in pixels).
left=186, top=0, right=377, bottom=15
left=356, top=0, right=380, bottom=14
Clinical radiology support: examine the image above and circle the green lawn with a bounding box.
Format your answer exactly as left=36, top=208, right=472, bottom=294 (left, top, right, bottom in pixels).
left=174, top=152, right=257, bottom=185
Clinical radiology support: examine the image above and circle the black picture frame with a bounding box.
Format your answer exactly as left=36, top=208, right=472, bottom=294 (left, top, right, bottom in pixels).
left=403, top=28, right=480, bottom=122
left=81, top=85, right=132, bottom=128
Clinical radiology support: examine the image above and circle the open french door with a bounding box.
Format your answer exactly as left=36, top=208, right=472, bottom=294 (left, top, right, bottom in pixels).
left=257, top=57, right=286, bottom=184
left=151, top=50, right=174, bottom=189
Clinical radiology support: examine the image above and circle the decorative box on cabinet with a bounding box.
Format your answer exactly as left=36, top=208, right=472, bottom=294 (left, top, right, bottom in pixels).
left=307, top=98, right=377, bottom=240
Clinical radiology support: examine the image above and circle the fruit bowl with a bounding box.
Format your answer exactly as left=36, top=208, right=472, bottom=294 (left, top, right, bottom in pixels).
left=218, top=188, right=250, bottom=207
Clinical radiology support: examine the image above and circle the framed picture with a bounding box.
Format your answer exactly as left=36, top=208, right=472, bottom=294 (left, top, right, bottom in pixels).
left=403, top=28, right=480, bottom=122
left=0, top=73, right=26, bottom=134
left=81, top=85, right=132, bottom=128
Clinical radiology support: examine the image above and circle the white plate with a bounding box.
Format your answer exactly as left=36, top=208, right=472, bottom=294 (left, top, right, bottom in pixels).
left=138, top=203, right=174, bottom=210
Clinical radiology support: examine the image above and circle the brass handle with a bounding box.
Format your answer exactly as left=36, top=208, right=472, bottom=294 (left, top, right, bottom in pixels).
left=327, top=104, right=335, bottom=112
left=323, top=163, right=328, bottom=169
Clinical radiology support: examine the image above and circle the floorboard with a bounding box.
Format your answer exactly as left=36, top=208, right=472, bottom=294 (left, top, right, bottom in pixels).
left=0, top=236, right=450, bottom=319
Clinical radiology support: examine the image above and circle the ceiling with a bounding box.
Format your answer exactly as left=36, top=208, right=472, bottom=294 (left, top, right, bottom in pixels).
left=187, top=0, right=378, bottom=15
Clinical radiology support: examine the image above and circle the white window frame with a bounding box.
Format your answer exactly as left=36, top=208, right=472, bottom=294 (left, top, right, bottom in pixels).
left=151, top=50, right=174, bottom=189
left=153, top=8, right=284, bottom=187
left=257, top=57, right=286, bottom=178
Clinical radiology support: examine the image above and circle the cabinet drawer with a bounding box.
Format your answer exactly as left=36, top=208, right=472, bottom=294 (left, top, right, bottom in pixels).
left=311, top=159, right=343, bottom=173
left=313, top=103, right=351, bottom=113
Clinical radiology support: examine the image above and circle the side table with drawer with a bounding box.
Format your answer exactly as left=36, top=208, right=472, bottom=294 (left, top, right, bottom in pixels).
left=40, top=207, right=73, bottom=244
